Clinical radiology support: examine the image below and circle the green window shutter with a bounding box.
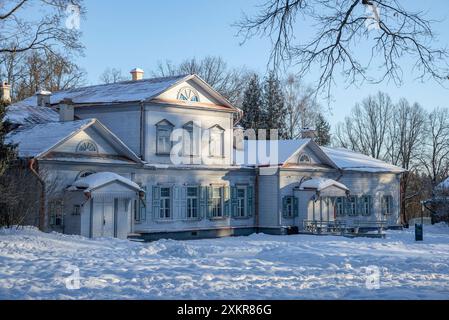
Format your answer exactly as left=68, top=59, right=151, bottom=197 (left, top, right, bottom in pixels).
left=206, top=186, right=213, bottom=218
left=247, top=186, right=254, bottom=217
left=152, top=186, right=160, bottom=219
left=282, top=196, right=288, bottom=218
left=368, top=196, right=373, bottom=216
left=224, top=186, right=230, bottom=217
left=231, top=186, right=238, bottom=217
left=293, top=196, right=299, bottom=217
left=199, top=186, right=207, bottom=219
left=140, top=186, right=147, bottom=221
left=356, top=196, right=362, bottom=216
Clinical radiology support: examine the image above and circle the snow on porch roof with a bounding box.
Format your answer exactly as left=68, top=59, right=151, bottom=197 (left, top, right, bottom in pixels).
left=69, top=172, right=143, bottom=193
left=9, top=75, right=188, bottom=107
left=300, top=178, right=349, bottom=192
left=321, top=147, right=406, bottom=173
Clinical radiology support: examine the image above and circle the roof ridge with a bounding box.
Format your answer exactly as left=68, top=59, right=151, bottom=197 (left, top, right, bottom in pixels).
left=52, top=74, right=190, bottom=95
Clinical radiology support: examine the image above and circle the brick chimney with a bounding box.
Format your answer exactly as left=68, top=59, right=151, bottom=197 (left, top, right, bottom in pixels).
left=301, top=127, right=316, bottom=139
left=36, top=90, right=52, bottom=107
left=59, top=99, right=74, bottom=122
left=0, top=81, right=11, bottom=104
left=130, top=68, right=144, bottom=81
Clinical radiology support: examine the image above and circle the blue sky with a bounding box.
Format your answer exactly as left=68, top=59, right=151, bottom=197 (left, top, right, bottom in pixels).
left=78, top=0, right=449, bottom=126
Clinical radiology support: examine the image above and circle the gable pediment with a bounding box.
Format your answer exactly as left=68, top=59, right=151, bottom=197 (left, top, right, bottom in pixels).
left=151, top=75, right=237, bottom=112
left=42, top=120, right=141, bottom=164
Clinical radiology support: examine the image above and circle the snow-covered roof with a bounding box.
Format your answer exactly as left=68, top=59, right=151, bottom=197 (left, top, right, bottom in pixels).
left=321, top=147, right=405, bottom=173
left=6, top=119, right=94, bottom=158
left=9, top=75, right=188, bottom=107
left=234, top=139, right=405, bottom=173
left=234, top=139, right=311, bottom=166
left=300, top=178, right=349, bottom=191
left=5, top=105, right=59, bottom=126
left=69, top=172, right=142, bottom=193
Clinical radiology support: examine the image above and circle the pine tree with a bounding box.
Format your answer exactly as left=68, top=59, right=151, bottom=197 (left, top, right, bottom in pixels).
left=262, top=71, right=287, bottom=139
left=0, top=99, right=15, bottom=177
left=240, top=74, right=263, bottom=131
left=314, top=113, right=331, bottom=146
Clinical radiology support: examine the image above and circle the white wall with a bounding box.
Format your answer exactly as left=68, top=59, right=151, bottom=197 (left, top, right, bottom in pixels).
left=144, top=104, right=234, bottom=165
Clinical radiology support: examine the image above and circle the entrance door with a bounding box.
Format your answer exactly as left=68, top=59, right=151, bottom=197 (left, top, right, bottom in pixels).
left=102, top=199, right=115, bottom=237
left=91, top=198, right=115, bottom=238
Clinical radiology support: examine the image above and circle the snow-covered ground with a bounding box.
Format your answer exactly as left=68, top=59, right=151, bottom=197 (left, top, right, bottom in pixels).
left=1, top=225, right=449, bottom=300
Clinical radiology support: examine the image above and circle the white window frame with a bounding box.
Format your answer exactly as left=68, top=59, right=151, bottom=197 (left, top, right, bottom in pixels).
left=346, top=196, right=357, bottom=216
left=187, top=186, right=199, bottom=219
left=360, top=195, right=371, bottom=216
left=211, top=186, right=223, bottom=218
left=160, top=187, right=171, bottom=219
left=382, top=195, right=393, bottom=215
left=285, top=196, right=293, bottom=218
left=336, top=197, right=344, bottom=216
left=76, top=140, right=98, bottom=153
left=236, top=186, right=247, bottom=217
left=182, top=122, right=200, bottom=157
left=156, top=120, right=174, bottom=155
left=209, top=125, right=224, bottom=158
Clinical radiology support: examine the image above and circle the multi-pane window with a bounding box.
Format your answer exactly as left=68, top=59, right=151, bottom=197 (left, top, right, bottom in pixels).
left=211, top=187, right=223, bottom=217
left=156, top=121, right=173, bottom=155
left=335, top=197, right=344, bottom=216
left=72, top=205, right=81, bottom=216
left=346, top=196, right=357, bottom=216
left=360, top=196, right=372, bottom=216
left=77, top=140, right=98, bottom=153
left=237, top=187, right=247, bottom=217
left=182, top=122, right=199, bottom=157
left=160, top=187, right=171, bottom=219
left=209, top=126, right=224, bottom=157
left=284, top=196, right=293, bottom=218
left=49, top=200, right=63, bottom=226
left=382, top=195, right=393, bottom=215
left=187, top=187, right=199, bottom=219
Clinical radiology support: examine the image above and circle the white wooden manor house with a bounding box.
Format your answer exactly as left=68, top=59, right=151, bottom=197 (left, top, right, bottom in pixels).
left=2, top=70, right=405, bottom=240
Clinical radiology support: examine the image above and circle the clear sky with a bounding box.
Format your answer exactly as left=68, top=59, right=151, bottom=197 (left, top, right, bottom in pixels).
left=77, top=0, right=449, bottom=126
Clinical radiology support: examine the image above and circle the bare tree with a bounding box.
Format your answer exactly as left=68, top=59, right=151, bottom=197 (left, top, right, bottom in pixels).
left=11, top=50, right=86, bottom=100
left=284, top=74, right=320, bottom=138
left=418, top=108, right=449, bottom=187
left=386, top=99, right=427, bottom=224
left=236, top=0, right=449, bottom=98
left=152, top=56, right=250, bottom=106
left=99, top=67, right=126, bottom=84
left=0, top=0, right=85, bottom=55
left=0, top=162, right=66, bottom=229
left=334, top=91, right=392, bottom=159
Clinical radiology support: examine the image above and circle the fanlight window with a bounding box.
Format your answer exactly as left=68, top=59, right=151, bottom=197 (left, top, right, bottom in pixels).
left=177, top=87, right=200, bottom=102
left=76, top=171, right=95, bottom=180
left=77, top=140, right=98, bottom=153
left=298, top=153, right=311, bottom=164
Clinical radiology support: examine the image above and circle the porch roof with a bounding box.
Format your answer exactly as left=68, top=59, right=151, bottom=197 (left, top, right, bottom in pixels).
left=300, top=178, right=349, bottom=192
left=68, top=172, right=143, bottom=193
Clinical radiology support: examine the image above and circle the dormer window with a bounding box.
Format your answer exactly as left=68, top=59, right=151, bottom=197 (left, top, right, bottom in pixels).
left=156, top=119, right=174, bottom=155
left=178, top=87, right=200, bottom=103
left=77, top=140, right=98, bottom=153
left=209, top=125, right=225, bottom=157
left=298, top=153, right=311, bottom=164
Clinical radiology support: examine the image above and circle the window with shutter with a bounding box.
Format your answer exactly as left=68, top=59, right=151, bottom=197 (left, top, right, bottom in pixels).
left=282, top=196, right=294, bottom=218
left=187, top=186, right=199, bottom=219
left=247, top=186, right=254, bottom=217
